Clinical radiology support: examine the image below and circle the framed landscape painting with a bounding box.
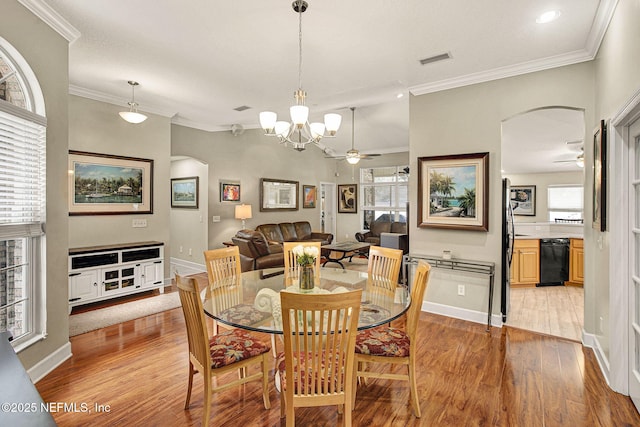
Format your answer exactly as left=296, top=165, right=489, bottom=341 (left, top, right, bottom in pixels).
left=68, top=150, right=153, bottom=215
left=171, top=177, right=199, bottom=208
left=338, top=184, right=357, bottom=213
left=417, top=152, right=489, bottom=231
left=511, top=185, right=536, bottom=216
left=303, top=185, right=316, bottom=208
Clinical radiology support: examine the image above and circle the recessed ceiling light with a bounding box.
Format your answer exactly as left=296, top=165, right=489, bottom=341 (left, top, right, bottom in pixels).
left=536, top=10, right=561, bottom=24
left=396, top=93, right=404, bottom=99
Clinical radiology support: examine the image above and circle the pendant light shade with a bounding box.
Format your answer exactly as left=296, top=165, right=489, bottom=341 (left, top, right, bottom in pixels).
left=119, top=81, right=147, bottom=124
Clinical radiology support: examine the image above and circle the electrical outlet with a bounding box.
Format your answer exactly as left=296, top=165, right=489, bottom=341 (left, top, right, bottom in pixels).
left=457, top=284, right=465, bottom=296
left=132, top=219, right=147, bottom=228
left=188, top=248, right=192, bottom=256
left=212, top=216, right=221, bottom=223
left=179, top=246, right=183, bottom=253
left=599, top=316, right=604, bottom=333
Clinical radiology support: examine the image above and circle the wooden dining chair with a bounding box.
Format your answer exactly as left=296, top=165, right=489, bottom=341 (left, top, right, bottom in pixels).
left=204, top=246, right=275, bottom=355
left=277, top=289, right=362, bottom=427
left=176, top=274, right=271, bottom=427
left=366, top=245, right=404, bottom=298
left=352, top=260, right=431, bottom=418
left=283, top=241, right=321, bottom=287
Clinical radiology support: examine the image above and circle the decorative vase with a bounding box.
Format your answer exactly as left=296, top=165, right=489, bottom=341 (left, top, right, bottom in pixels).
left=299, top=264, right=314, bottom=292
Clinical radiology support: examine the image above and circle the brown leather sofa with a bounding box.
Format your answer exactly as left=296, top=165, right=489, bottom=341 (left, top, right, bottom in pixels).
left=232, top=230, right=284, bottom=272
left=355, top=220, right=407, bottom=246
left=256, top=221, right=333, bottom=246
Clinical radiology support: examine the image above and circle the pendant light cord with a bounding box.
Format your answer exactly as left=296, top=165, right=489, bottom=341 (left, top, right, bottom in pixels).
left=297, top=0, right=303, bottom=91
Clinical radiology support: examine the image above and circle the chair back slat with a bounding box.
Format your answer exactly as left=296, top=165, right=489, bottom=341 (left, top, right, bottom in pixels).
left=367, top=246, right=403, bottom=297
left=283, top=241, right=321, bottom=287
left=406, top=261, right=431, bottom=341
left=176, top=274, right=211, bottom=375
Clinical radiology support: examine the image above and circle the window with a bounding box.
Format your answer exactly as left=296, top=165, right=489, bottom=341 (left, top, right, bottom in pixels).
left=360, top=166, right=408, bottom=229
left=548, top=185, right=583, bottom=221
left=0, top=41, right=46, bottom=350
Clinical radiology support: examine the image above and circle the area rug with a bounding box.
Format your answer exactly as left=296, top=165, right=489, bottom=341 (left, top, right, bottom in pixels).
left=69, top=292, right=181, bottom=337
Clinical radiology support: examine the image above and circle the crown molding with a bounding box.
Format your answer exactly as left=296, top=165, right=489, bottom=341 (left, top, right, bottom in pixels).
left=18, top=0, right=80, bottom=43
left=69, top=84, right=176, bottom=118
left=170, top=116, right=229, bottom=133
left=585, top=0, right=618, bottom=56
left=410, top=49, right=593, bottom=96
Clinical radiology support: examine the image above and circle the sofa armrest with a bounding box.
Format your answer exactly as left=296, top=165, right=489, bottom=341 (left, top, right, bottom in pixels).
left=310, top=232, right=333, bottom=244
left=355, top=231, right=370, bottom=242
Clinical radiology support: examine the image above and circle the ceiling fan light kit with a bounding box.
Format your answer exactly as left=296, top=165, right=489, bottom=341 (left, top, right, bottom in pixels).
left=259, top=0, right=341, bottom=151
left=119, top=80, right=147, bottom=124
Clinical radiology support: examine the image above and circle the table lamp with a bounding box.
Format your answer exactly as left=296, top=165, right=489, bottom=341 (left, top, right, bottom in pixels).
left=235, top=204, right=252, bottom=229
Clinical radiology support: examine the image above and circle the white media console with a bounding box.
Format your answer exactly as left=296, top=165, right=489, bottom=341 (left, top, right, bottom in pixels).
left=68, top=241, right=165, bottom=308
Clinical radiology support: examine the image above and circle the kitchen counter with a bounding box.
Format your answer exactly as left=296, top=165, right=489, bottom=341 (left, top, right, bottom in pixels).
left=513, top=222, right=583, bottom=240
left=515, top=233, right=583, bottom=240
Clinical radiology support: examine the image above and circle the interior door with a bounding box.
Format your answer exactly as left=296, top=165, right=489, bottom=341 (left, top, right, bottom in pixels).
left=629, top=117, right=640, bottom=411
left=320, top=182, right=336, bottom=239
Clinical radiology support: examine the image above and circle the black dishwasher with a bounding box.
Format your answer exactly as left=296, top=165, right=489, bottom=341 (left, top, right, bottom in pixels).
left=538, top=238, right=569, bottom=286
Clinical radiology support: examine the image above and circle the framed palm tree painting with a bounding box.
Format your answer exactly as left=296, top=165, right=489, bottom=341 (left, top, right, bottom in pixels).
left=417, top=152, right=489, bottom=231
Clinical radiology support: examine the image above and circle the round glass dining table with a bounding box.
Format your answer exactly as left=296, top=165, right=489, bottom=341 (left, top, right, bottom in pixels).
left=201, top=267, right=410, bottom=335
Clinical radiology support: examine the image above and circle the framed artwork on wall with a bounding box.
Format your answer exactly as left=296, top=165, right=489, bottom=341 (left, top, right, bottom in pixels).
left=510, top=185, right=536, bottom=216
left=260, top=178, right=299, bottom=211
left=338, top=184, right=357, bottom=213
left=417, top=152, right=489, bottom=231
left=220, top=180, right=241, bottom=202
left=68, top=150, right=153, bottom=215
left=171, top=176, right=199, bottom=208
left=593, top=119, right=607, bottom=231
left=303, top=185, right=316, bottom=208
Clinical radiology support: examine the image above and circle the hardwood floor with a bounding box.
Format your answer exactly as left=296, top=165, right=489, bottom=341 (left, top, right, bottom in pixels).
left=507, top=285, right=584, bottom=342
left=38, top=303, right=639, bottom=426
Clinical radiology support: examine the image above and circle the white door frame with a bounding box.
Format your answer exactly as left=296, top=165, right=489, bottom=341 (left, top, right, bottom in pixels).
left=320, top=182, right=336, bottom=240
left=609, top=87, right=640, bottom=395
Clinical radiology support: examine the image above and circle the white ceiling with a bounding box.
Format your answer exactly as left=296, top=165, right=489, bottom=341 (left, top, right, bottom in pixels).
left=35, top=0, right=614, bottom=167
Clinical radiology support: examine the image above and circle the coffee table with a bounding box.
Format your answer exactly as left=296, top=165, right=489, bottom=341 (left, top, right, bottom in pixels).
left=321, top=241, right=371, bottom=269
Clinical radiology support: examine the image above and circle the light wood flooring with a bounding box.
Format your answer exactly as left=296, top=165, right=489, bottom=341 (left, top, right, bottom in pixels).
left=39, top=272, right=639, bottom=426
left=507, top=285, right=584, bottom=342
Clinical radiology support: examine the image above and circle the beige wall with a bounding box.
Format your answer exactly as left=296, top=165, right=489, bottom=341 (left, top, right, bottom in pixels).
left=1, top=1, right=70, bottom=370
left=67, top=96, right=172, bottom=278
left=172, top=125, right=341, bottom=251
left=410, top=62, right=595, bottom=322
left=170, top=158, right=208, bottom=267
left=504, top=171, right=585, bottom=223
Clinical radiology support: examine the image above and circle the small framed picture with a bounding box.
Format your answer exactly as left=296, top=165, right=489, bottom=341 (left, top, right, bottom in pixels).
left=220, top=180, right=241, bottom=202
left=511, top=185, right=536, bottom=216
left=303, top=185, right=316, bottom=208
left=338, top=184, right=357, bottom=213
left=171, top=177, right=199, bottom=209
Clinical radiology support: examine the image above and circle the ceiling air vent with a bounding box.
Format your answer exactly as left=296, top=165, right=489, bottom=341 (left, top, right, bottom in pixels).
left=233, top=105, right=251, bottom=112
left=419, top=52, right=451, bottom=66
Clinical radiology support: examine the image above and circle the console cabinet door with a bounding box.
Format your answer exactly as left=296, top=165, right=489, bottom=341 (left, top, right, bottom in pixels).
left=69, top=270, right=100, bottom=303
left=139, top=261, right=164, bottom=288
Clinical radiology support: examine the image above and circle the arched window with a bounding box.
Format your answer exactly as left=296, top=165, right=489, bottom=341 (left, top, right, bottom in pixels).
left=0, top=37, right=47, bottom=350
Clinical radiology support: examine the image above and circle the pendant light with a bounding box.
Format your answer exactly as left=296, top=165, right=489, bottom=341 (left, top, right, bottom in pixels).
left=119, top=81, right=147, bottom=124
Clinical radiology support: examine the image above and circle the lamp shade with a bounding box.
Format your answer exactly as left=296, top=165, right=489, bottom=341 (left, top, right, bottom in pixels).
left=119, top=111, right=148, bottom=124
left=235, top=204, right=252, bottom=220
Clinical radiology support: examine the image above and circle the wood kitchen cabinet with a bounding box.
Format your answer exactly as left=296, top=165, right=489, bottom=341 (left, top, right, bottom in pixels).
left=511, top=239, right=540, bottom=287
left=568, top=238, right=584, bottom=286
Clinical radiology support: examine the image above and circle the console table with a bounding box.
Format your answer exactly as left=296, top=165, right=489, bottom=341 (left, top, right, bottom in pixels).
left=68, top=241, right=165, bottom=309
left=403, top=254, right=495, bottom=331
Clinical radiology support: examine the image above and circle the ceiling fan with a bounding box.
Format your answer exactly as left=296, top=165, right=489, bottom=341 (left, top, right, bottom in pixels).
left=553, top=140, right=584, bottom=167
left=326, top=107, right=381, bottom=164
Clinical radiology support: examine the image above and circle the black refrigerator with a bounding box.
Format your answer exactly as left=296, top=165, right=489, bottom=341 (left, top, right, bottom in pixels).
left=501, top=178, right=515, bottom=322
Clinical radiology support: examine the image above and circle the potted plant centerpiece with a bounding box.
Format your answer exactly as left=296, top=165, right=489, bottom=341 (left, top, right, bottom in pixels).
left=292, top=245, right=319, bottom=291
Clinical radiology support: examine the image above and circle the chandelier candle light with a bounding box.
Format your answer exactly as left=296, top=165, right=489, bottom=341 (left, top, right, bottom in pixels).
left=259, top=0, right=341, bottom=151
left=292, top=244, right=319, bottom=291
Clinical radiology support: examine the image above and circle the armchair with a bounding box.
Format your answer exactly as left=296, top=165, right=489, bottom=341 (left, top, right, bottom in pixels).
left=231, top=230, right=284, bottom=272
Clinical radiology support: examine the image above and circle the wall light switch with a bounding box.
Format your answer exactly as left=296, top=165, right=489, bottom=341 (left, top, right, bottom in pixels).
left=212, top=215, right=221, bottom=223
left=132, top=219, right=147, bottom=228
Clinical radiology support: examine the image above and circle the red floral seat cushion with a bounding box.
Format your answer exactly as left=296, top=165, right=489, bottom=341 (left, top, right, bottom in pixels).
left=354, top=327, right=410, bottom=357
left=275, top=352, right=344, bottom=393
left=209, top=329, right=270, bottom=368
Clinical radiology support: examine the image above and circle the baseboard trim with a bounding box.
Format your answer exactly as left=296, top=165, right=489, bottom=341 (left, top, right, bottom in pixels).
left=28, top=341, right=72, bottom=383
left=583, top=332, right=612, bottom=388
left=170, top=257, right=206, bottom=278
left=422, top=301, right=502, bottom=329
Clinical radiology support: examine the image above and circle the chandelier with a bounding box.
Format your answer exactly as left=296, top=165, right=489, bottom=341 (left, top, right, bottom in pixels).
left=119, top=81, right=147, bottom=124
left=259, top=0, right=341, bottom=151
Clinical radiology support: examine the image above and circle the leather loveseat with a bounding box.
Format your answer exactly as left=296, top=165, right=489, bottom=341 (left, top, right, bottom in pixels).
left=232, top=230, right=284, bottom=272
left=256, top=221, right=333, bottom=246
left=355, top=220, right=407, bottom=246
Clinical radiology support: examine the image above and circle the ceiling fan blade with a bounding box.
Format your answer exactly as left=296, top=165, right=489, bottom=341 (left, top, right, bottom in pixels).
left=358, top=153, right=382, bottom=158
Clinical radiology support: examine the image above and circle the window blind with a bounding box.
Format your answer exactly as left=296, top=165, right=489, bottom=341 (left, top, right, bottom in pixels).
left=0, top=106, right=46, bottom=231
left=548, top=185, right=583, bottom=210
